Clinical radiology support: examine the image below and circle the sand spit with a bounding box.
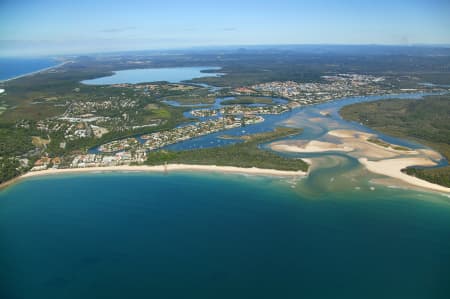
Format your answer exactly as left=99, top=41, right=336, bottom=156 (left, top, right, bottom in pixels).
left=359, top=157, right=450, bottom=193
left=271, top=140, right=353, bottom=153
left=270, top=128, right=449, bottom=194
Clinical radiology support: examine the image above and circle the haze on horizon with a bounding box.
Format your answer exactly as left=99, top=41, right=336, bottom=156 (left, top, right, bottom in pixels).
left=1, top=0, right=449, bottom=56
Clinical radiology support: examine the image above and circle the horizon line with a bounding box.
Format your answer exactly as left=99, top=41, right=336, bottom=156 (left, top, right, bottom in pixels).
left=1, top=42, right=450, bottom=58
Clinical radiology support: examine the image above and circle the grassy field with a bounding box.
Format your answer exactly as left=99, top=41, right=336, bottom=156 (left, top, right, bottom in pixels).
left=340, top=95, right=450, bottom=187
left=144, top=104, right=172, bottom=119
left=367, top=137, right=409, bottom=151
left=146, top=127, right=308, bottom=172
left=163, top=95, right=216, bottom=105
left=162, top=87, right=216, bottom=105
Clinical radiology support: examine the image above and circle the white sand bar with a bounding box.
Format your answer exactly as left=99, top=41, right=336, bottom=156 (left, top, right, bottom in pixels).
left=271, top=140, right=353, bottom=153
left=359, top=157, right=450, bottom=193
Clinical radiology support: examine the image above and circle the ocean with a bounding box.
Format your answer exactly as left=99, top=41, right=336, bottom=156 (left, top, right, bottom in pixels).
left=1, top=172, right=450, bottom=298
left=0, top=57, right=59, bottom=81
left=1, top=61, right=450, bottom=298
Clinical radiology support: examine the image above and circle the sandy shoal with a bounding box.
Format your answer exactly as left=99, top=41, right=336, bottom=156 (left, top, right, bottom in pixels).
left=270, top=127, right=449, bottom=193
left=272, top=129, right=413, bottom=158
left=271, top=140, right=353, bottom=153
left=359, top=157, right=450, bottom=193
left=418, top=149, right=444, bottom=161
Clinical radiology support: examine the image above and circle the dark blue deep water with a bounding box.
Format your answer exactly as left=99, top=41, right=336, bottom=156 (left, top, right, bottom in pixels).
left=1, top=173, right=450, bottom=298
left=0, top=58, right=58, bottom=81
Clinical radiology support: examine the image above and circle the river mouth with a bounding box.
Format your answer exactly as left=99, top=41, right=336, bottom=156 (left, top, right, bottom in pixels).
left=166, top=91, right=449, bottom=194
left=160, top=92, right=441, bottom=151
left=88, top=90, right=448, bottom=195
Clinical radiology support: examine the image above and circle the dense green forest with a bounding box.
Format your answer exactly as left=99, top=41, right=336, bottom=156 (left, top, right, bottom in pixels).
left=146, top=127, right=308, bottom=172
left=0, top=158, right=21, bottom=185
left=340, top=95, right=450, bottom=187
left=0, top=126, right=39, bottom=184
left=0, top=127, right=35, bottom=156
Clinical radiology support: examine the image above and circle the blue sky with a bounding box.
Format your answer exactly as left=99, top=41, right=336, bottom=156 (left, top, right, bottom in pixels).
left=1, top=0, right=449, bottom=56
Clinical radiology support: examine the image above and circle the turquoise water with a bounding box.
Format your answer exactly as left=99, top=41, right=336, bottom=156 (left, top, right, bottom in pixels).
left=3, top=63, right=450, bottom=298
left=1, top=172, right=450, bottom=298
left=81, top=66, right=223, bottom=85
left=0, top=57, right=58, bottom=81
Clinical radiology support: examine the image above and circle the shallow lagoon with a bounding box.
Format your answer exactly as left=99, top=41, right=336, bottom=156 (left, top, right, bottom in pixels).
left=81, top=66, right=223, bottom=85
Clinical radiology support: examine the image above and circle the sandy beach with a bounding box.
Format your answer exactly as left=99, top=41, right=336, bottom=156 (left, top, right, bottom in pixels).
left=359, top=157, right=450, bottom=193
left=271, top=129, right=415, bottom=158
left=3, top=127, right=447, bottom=194
left=0, top=61, right=70, bottom=83
left=1, top=164, right=307, bottom=190
left=327, top=129, right=371, bottom=139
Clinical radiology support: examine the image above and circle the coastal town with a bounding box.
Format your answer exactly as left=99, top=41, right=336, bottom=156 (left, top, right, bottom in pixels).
left=190, top=102, right=298, bottom=117
left=141, top=115, right=263, bottom=150
left=85, top=73, right=411, bottom=164
left=97, top=114, right=264, bottom=153
left=4, top=72, right=448, bottom=175
left=246, top=74, right=390, bottom=103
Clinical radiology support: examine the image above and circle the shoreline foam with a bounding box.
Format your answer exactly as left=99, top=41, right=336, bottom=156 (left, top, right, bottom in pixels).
left=1, top=164, right=307, bottom=191
left=0, top=61, right=69, bottom=83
